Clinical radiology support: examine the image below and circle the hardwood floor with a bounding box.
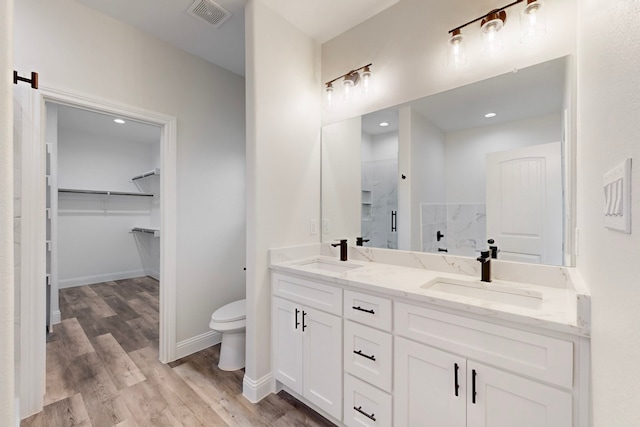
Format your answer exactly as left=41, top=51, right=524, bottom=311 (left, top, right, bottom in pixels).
left=22, top=277, right=336, bottom=427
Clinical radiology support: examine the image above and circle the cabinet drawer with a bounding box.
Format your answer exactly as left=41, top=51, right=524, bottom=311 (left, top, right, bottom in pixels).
left=395, top=302, right=573, bottom=389
left=272, top=273, right=342, bottom=316
left=344, top=374, right=392, bottom=427
left=344, top=321, right=392, bottom=392
left=344, top=290, right=392, bottom=332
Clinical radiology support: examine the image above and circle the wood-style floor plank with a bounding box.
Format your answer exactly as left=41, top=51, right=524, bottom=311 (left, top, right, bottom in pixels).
left=92, top=333, right=146, bottom=390
left=22, top=276, right=336, bottom=427
left=59, top=317, right=94, bottom=360
left=41, top=393, right=92, bottom=427
left=44, top=339, right=74, bottom=405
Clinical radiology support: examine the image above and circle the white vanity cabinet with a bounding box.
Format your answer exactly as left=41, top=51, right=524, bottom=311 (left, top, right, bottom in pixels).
left=271, top=273, right=343, bottom=420
left=394, top=302, right=574, bottom=427
left=270, top=266, right=587, bottom=427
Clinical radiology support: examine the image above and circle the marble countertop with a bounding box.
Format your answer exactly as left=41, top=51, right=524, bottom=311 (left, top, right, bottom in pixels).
left=269, top=245, right=590, bottom=337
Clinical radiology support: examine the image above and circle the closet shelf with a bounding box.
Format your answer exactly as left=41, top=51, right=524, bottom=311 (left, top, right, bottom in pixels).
left=132, top=227, right=160, bottom=237
left=58, top=188, right=154, bottom=197
left=132, top=168, right=160, bottom=181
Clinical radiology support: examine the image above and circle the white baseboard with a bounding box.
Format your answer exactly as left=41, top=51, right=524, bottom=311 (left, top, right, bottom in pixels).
left=175, top=330, right=222, bottom=360
left=58, top=269, right=147, bottom=288
left=145, top=269, right=160, bottom=281
left=243, top=372, right=274, bottom=403
left=50, top=310, right=61, bottom=325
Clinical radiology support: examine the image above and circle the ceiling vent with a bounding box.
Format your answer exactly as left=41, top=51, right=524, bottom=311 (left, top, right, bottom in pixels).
left=187, top=0, right=232, bottom=29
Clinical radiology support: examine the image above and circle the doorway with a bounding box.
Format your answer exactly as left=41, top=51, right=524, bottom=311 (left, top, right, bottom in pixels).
left=15, top=86, right=177, bottom=419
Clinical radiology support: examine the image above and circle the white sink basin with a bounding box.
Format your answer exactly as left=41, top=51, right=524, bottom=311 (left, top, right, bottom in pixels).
left=421, top=278, right=543, bottom=309
left=295, top=258, right=362, bottom=273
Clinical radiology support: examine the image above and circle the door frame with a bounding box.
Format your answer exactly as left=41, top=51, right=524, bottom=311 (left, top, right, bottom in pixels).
left=19, top=85, right=177, bottom=417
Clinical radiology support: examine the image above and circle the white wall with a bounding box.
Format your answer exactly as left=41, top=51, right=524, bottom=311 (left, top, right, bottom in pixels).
left=371, top=131, right=398, bottom=161
left=322, top=117, right=361, bottom=242
left=56, top=127, right=159, bottom=287
left=446, top=113, right=561, bottom=203
left=322, top=0, right=577, bottom=125
left=245, top=0, right=321, bottom=400
left=576, top=0, right=640, bottom=425
left=0, top=0, right=15, bottom=423
left=14, top=0, right=246, bottom=345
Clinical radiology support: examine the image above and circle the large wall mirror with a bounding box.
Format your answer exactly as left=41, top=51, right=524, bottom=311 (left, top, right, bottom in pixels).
left=321, top=55, right=575, bottom=267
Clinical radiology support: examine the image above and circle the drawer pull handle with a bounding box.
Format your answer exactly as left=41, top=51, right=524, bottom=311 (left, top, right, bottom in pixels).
left=454, top=363, right=460, bottom=397
left=354, top=350, right=376, bottom=361
left=354, top=406, right=376, bottom=422
left=302, top=311, right=307, bottom=331
left=472, top=369, right=477, bottom=404
left=352, top=305, right=375, bottom=315
left=295, top=308, right=300, bottom=330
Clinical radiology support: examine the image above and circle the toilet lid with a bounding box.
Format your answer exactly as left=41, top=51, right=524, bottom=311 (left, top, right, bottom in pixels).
left=212, top=299, right=246, bottom=322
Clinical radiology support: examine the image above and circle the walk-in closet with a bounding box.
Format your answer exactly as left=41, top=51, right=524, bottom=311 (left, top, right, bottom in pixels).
left=45, top=103, right=162, bottom=328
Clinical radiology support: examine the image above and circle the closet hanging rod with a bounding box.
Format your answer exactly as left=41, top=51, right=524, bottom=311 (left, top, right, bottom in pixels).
left=132, top=168, right=160, bottom=181
left=58, top=188, right=154, bottom=197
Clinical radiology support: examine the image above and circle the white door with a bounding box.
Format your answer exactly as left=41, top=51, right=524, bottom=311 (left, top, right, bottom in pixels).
left=467, top=361, right=572, bottom=427
left=303, top=306, right=342, bottom=420
left=394, top=337, right=467, bottom=427
left=486, top=142, right=563, bottom=265
left=272, top=297, right=303, bottom=394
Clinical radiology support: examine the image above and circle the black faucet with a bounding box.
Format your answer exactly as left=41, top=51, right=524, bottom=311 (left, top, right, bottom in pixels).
left=476, top=250, right=491, bottom=282
left=331, top=239, right=348, bottom=261
left=488, top=239, right=499, bottom=259
left=356, top=237, right=370, bottom=246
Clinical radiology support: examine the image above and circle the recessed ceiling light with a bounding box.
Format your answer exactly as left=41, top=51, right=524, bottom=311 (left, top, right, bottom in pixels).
left=114, top=119, right=125, bottom=124
left=379, top=122, right=389, bottom=127
left=484, top=113, right=497, bottom=118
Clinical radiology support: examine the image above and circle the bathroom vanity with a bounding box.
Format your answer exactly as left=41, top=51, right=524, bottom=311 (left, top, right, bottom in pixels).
left=269, top=244, right=590, bottom=427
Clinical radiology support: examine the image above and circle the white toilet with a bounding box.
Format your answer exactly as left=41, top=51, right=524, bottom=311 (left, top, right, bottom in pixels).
left=209, top=299, right=246, bottom=371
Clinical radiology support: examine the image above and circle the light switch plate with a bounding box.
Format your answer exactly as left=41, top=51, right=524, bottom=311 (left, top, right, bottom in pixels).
left=603, top=158, right=632, bottom=233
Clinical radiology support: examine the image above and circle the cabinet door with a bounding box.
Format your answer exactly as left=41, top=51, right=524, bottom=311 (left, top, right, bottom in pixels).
left=395, top=337, right=466, bottom=427
left=467, top=361, right=572, bottom=427
left=303, top=306, right=343, bottom=420
left=272, top=297, right=303, bottom=395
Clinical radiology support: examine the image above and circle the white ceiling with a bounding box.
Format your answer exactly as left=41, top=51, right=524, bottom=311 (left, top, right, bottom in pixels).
left=74, top=0, right=400, bottom=76
left=362, top=56, right=567, bottom=135
left=55, top=104, right=161, bottom=144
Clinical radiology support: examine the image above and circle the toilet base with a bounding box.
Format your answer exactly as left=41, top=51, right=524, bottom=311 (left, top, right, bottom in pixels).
left=217, top=331, right=246, bottom=371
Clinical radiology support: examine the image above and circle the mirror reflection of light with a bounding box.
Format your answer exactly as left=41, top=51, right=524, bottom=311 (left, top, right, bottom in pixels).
left=114, top=119, right=125, bottom=124
left=485, top=113, right=497, bottom=118
left=379, top=122, right=389, bottom=127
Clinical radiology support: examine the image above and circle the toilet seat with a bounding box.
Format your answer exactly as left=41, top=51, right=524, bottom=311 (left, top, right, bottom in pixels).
left=211, top=299, right=246, bottom=323
left=209, top=299, right=246, bottom=333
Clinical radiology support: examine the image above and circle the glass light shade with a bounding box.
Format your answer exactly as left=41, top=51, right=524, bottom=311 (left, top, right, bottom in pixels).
left=520, top=0, right=547, bottom=44
left=343, top=77, right=355, bottom=102
left=361, top=67, right=372, bottom=96
left=481, top=17, right=505, bottom=58
left=325, top=84, right=334, bottom=108
left=447, top=31, right=467, bottom=69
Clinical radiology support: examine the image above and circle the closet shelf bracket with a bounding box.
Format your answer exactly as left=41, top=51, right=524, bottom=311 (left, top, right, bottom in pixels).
left=132, top=168, right=160, bottom=181
left=131, top=227, right=160, bottom=237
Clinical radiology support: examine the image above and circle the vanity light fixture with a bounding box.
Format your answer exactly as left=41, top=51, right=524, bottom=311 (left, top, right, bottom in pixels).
left=447, top=0, right=548, bottom=67
left=379, top=122, right=389, bottom=127
left=447, top=29, right=467, bottom=69
left=520, top=0, right=547, bottom=44
left=114, top=118, right=125, bottom=124
left=325, top=63, right=373, bottom=106
left=481, top=10, right=506, bottom=57
left=485, top=112, right=497, bottom=118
